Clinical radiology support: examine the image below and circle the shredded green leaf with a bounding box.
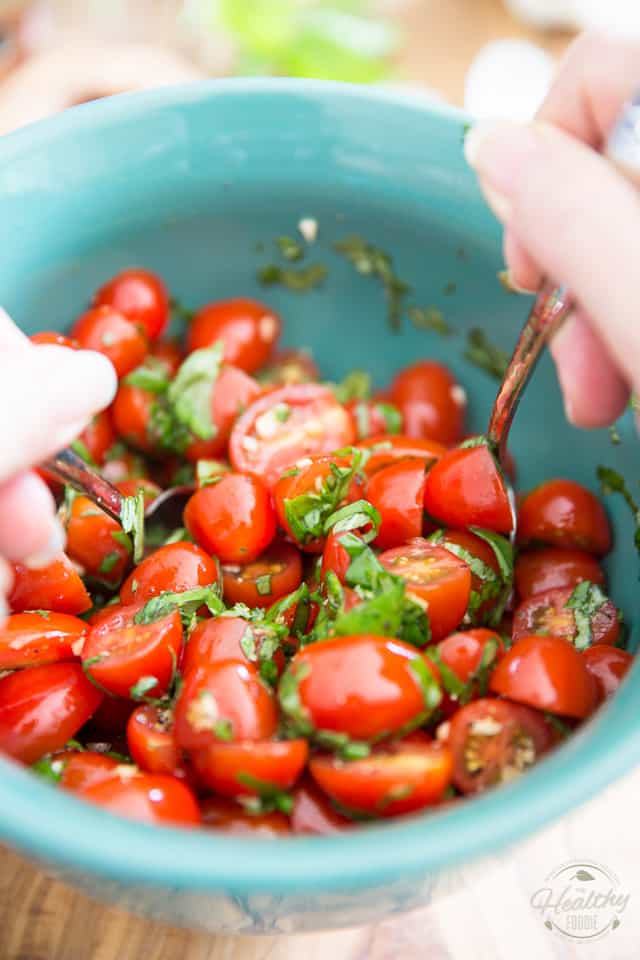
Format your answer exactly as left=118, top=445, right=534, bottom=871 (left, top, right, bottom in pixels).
left=134, top=584, right=223, bottom=627
left=565, top=580, right=609, bottom=650
left=125, top=357, right=171, bottom=394
left=597, top=465, right=640, bottom=561
left=464, top=328, right=509, bottom=380
left=120, top=490, right=145, bottom=564
left=129, top=675, right=159, bottom=700
left=255, top=574, right=273, bottom=597
left=334, top=235, right=410, bottom=331
left=331, top=370, right=371, bottom=404
left=283, top=452, right=365, bottom=545
left=258, top=263, right=327, bottom=291
left=70, top=438, right=96, bottom=467
left=167, top=342, right=223, bottom=441
left=408, top=305, right=452, bottom=336
left=276, top=235, right=304, bottom=261
left=98, top=551, right=122, bottom=576
left=324, top=499, right=380, bottom=542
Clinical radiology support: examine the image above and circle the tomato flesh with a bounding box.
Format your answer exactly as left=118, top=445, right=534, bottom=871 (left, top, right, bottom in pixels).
left=9, top=556, right=92, bottom=615
left=127, top=703, right=185, bottom=778
left=187, top=298, right=281, bottom=373
left=222, top=540, right=302, bottom=608
left=201, top=796, right=290, bottom=835
left=390, top=361, right=466, bottom=445
left=79, top=771, right=201, bottom=826
left=94, top=268, right=170, bottom=340
left=291, top=776, right=351, bottom=834
left=71, top=305, right=148, bottom=378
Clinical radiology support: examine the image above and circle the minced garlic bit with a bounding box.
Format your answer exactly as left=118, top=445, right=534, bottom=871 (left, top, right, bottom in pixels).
left=436, top=721, right=450, bottom=742
left=71, top=636, right=86, bottom=657
left=295, top=457, right=313, bottom=469
left=186, top=690, right=219, bottom=733
left=298, top=217, right=318, bottom=243
left=450, top=384, right=467, bottom=407
left=241, top=435, right=259, bottom=454
left=470, top=717, right=503, bottom=736
left=255, top=404, right=290, bottom=440
left=258, top=314, right=278, bottom=342
left=114, top=765, right=139, bottom=781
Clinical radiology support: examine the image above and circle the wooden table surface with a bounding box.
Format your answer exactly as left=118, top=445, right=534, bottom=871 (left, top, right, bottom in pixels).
left=0, top=2, right=583, bottom=958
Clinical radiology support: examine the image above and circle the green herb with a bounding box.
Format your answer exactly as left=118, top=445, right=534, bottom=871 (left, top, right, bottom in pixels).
left=597, top=465, right=640, bottom=559
left=195, top=460, right=228, bottom=487
left=324, top=499, right=381, bottom=542
left=148, top=400, right=191, bottom=455
left=425, top=646, right=466, bottom=699
left=111, top=530, right=133, bottom=553
left=464, top=328, right=509, bottom=380
left=408, top=305, right=452, bottom=336
left=80, top=507, right=103, bottom=518
left=283, top=452, right=365, bottom=545
left=313, top=729, right=371, bottom=761
left=334, top=235, right=410, bottom=331
left=70, top=438, right=96, bottom=466
left=120, top=490, right=145, bottom=564
left=258, top=263, right=327, bottom=291
left=32, top=755, right=66, bottom=783
left=461, top=121, right=472, bottom=143
left=376, top=402, right=402, bottom=435
left=255, top=574, right=273, bottom=597
left=125, top=358, right=171, bottom=394
left=213, top=718, right=234, bottom=742
left=565, top=580, right=608, bottom=650
left=609, top=424, right=622, bottom=445
left=30, top=609, right=51, bottom=619
left=469, top=528, right=513, bottom=582
left=167, top=342, right=223, bottom=441
left=278, top=662, right=313, bottom=736
left=276, top=235, right=304, bottom=261
left=543, top=712, right=573, bottom=739
left=331, top=370, right=371, bottom=404
left=236, top=772, right=293, bottom=815
left=171, top=463, right=196, bottom=486
left=409, top=657, right=442, bottom=711
left=443, top=281, right=457, bottom=296
left=163, top=527, right=191, bottom=546
left=169, top=297, right=195, bottom=325
left=134, top=584, right=224, bottom=627
left=99, top=551, right=122, bottom=575
left=274, top=403, right=291, bottom=423
left=129, top=675, right=159, bottom=700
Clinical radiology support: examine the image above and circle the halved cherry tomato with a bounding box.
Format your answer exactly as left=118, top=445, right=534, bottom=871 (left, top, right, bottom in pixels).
left=94, top=268, right=170, bottom=340
left=321, top=529, right=359, bottom=585
left=390, top=361, right=466, bottom=445
left=181, top=616, right=284, bottom=676
left=291, top=776, right=351, bottom=834
left=379, top=540, right=471, bottom=642
left=257, top=349, right=319, bottom=388
left=88, top=602, right=143, bottom=632
left=79, top=771, right=201, bottom=826
left=423, top=443, right=513, bottom=534
left=64, top=495, right=131, bottom=585
left=111, top=382, right=156, bottom=453
left=583, top=646, right=633, bottom=703
left=59, top=751, right=120, bottom=792
left=436, top=628, right=505, bottom=685
left=9, top=555, right=92, bottom=615
left=310, top=733, right=453, bottom=817
left=120, top=542, right=219, bottom=605
left=187, top=298, right=280, bottom=373
left=127, top=703, right=185, bottom=777
left=222, top=541, right=302, bottom=608
left=359, top=434, right=446, bottom=477
left=515, top=547, right=605, bottom=601
left=347, top=399, right=403, bottom=440
left=76, top=411, right=115, bottom=466
left=437, top=529, right=502, bottom=621
left=184, top=365, right=262, bottom=463
left=517, top=480, right=611, bottom=555
left=281, top=634, right=440, bottom=741
left=512, top=586, right=620, bottom=648
left=184, top=473, right=276, bottom=565
left=192, top=738, right=308, bottom=798
left=230, top=384, right=356, bottom=488
left=30, top=331, right=79, bottom=348
left=201, top=796, right=290, bottom=835
left=82, top=611, right=183, bottom=700
left=366, top=459, right=427, bottom=550
left=174, top=661, right=277, bottom=751
left=149, top=337, right=183, bottom=377
left=116, top=478, right=161, bottom=506
left=0, top=611, right=86, bottom=670
left=71, top=305, right=148, bottom=378
left=0, top=663, right=102, bottom=763
left=490, top=634, right=597, bottom=718
left=447, top=697, right=554, bottom=794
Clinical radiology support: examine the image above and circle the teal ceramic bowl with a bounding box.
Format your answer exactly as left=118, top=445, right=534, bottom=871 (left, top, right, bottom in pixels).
left=0, top=80, right=638, bottom=935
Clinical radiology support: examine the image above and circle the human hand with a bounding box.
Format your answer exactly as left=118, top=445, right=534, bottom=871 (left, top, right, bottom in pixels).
left=0, top=308, right=116, bottom=612
left=463, top=31, right=640, bottom=428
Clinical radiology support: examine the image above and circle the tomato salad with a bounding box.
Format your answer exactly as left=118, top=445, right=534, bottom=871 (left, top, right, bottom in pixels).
left=1, top=267, right=630, bottom=835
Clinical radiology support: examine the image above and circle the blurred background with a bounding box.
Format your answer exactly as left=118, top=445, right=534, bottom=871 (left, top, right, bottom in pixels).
left=0, top=0, right=637, bottom=137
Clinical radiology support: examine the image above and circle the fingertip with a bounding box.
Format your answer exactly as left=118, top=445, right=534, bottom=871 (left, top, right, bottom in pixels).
left=503, top=229, right=542, bottom=294
left=0, top=471, right=63, bottom=562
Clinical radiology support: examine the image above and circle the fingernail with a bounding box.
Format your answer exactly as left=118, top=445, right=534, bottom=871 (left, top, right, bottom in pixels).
left=35, top=346, right=117, bottom=419
left=465, top=119, right=539, bottom=199
left=483, top=184, right=512, bottom=223
left=498, top=269, right=537, bottom=295
left=23, top=517, right=66, bottom=569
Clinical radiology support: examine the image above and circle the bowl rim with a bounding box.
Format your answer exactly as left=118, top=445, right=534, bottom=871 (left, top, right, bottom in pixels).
left=1, top=76, right=639, bottom=892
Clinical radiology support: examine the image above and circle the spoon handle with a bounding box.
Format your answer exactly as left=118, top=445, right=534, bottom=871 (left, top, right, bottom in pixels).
left=43, top=447, right=123, bottom=523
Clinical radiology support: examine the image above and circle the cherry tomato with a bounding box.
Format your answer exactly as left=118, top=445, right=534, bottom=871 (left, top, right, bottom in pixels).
left=30, top=331, right=79, bottom=348
left=120, top=542, right=219, bottom=605
left=79, top=771, right=201, bottom=826
left=184, top=365, right=262, bottom=463
left=101, top=447, right=148, bottom=485
left=379, top=540, right=471, bottom=642
left=174, top=661, right=277, bottom=751
left=517, top=480, right=611, bottom=555
left=94, top=268, right=170, bottom=340
left=230, top=384, right=356, bottom=488
left=222, top=541, right=302, bottom=608
left=181, top=616, right=284, bottom=676
left=447, top=698, right=554, bottom=794
left=127, top=703, right=185, bottom=778
left=258, top=349, right=319, bottom=388
left=76, top=411, right=115, bottom=466
left=347, top=399, right=403, bottom=440
left=515, top=547, right=605, bottom=601
left=88, top=601, right=143, bottom=632
left=64, top=495, right=130, bottom=585
left=111, top=382, right=156, bottom=453
left=184, top=473, right=276, bottom=565
left=437, top=629, right=505, bottom=685
left=310, top=733, right=453, bottom=817
left=192, top=738, right=308, bottom=798
left=321, top=529, right=358, bottom=585
left=424, top=443, right=513, bottom=534
left=389, top=361, right=466, bottom=445
left=359, top=434, right=446, bottom=477
left=116, top=477, right=161, bottom=506
left=10, top=555, right=92, bottom=615
left=82, top=610, right=182, bottom=700
left=281, top=635, right=439, bottom=741
left=71, top=306, right=148, bottom=378
left=0, top=611, right=87, bottom=670
left=512, top=586, right=620, bottom=648
left=366, top=459, right=427, bottom=550
left=201, top=796, right=290, bottom=836
left=0, top=663, right=102, bottom=763
left=187, top=298, right=280, bottom=373
left=583, top=646, right=633, bottom=703
left=291, top=776, right=351, bottom=834
left=149, top=337, right=183, bottom=377
left=490, top=634, right=597, bottom=719
left=59, top=751, right=120, bottom=792
left=437, top=529, right=502, bottom=621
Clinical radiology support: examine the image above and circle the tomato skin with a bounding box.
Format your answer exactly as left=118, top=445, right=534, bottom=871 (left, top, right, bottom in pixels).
left=88, top=602, right=143, bottom=632
left=512, top=586, right=620, bottom=648
left=120, top=542, right=219, bottom=605
left=174, top=661, right=278, bottom=751
left=65, top=495, right=130, bottom=585
left=490, top=634, right=597, bottom=719
left=222, top=540, right=302, bottom=609
left=77, top=411, right=115, bottom=466
left=111, top=383, right=155, bottom=453
left=0, top=612, right=86, bottom=670
left=437, top=629, right=505, bottom=685
left=184, top=365, right=262, bottom=462
left=187, top=298, right=280, bottom=373
left=229, top=384, right=356, bottom=488
left=283, top=635, right=438, bottom=741
left=71, top=306, right=148, bottom=378
left=310, top=734, right=453, bottom=817
left=583, top=646, right=633, bottom=703
left=181, top=615, right=286, bottom=678
left=379, top=540, right=471, bottom=642
left=321, top=530, right=355, bottom=585
left=31, top=331, right=79, bottom=348
left=201, top=796, right=290, bottom=835
left=359, top=434, right=446, bottom=477
left=0, top=663, right=102, bottom=763
left=366, top=459, right=426, bottom=550
left=184, top=473, right=276, bottom=565
left=59, top=752, right=120, bottom=792
left=347, top=399, right=403, bottom=440
left=291, top=776, right=351, bottom=834
left=390, top=361, right=466, bottom=445
left=447, top=698, right=554, bottom=794
left=9, top=556, right=92, bottom=615
left=517, top=480, right=611, bottom=555
left=515, top=548, right=605, bottom=601
left=149, top=337, right=183, bottom=377
left=94, top=268, right=170, bottom=340
left=192, top=738, right=308, bottom=798
left=424, top=444, right=513, bottom=534
left=79, top=772, right=201, bottom=826
left=127, top=704, right=185, bottom=778
left=437, top=529, right=502, bottom=620
left=258, top=349, right=319, bottom=388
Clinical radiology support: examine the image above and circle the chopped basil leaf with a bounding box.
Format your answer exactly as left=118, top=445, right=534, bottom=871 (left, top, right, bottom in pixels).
left=284, top=453, right=365, bottom=545
left=98, top=551, right=122, bottom=575
left=352, top=401, right=370, bottom=440
left=324, top=499, right=381, bottom=542
left=376, top=402, right=402, bottom=434
left=274, top=403, right=291, bottom=423
left=70, top=438, right=96, bottom=467
left=125, top=357, right=171, bottom=394
left=565, top=580, right=608, bottom=650
left=407, top=305, right=452, bottom=336
left=543, top=712, right=573, bottom=738
left=425, top=646, right=465, bottom=698
left=334, top=235, right=410, bottom=332
left=278, top=661, right=313, bottom=736
left=213, top=718, right=234, bottom=742
left=597, top=465, right=640, bottom=560
left=255, top=574, right=273, bottom=597
left=169, top=297, right=195, bottom=326
left=331, top=370, right=371, bottom=404
left=276, top=235, right=304, bottom=261
left=609, top=424, right=622, bottom=445
left=196, top=460, right=224, bottom=488
left=236, top=772, right=294, bottom=815
left=469, top=528, right=513, bottom=582
left=111, top=530, right=133, bottom=553
left=171, top=462, right=196, bottom=486
left=134, top=584, right=223, bottom=627
left=258, top=263, right=327, bottom=291
left=167, top=342, right=223, bottom=441
left=464, top=328, right=509, bottom=380
left=148, top=400, right=191, bottom=455
left=120, top=490, right=145, bottom=564
left=129, top=675, right=158, bottom=700
left=409, top=657, right=442, bottom=712
left=32, top=755, right=66, bottom=783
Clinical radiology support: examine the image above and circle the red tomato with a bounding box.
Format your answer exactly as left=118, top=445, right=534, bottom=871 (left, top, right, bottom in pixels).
left=79, top=771, right=201, bottom=826
left=174, top=661, right=277, bottom=751
left=184, top=473, right=276, bottom=565
left=184, top=365, right=262, bottom=462
left=490, top=634, right=597, bottom=718
left=424, top=444, right=513, bottom=534
left=88, top=601, right=143, bottom=632
left=258, top=349, right=319, bottom=388
left=515, top=548, right=605, bottom=601
left=10, top=555, right=92, bottom=615
left=517, top=480, right=611, bottom=555
left=379, top=540, right=471, bottom=642
left=149, top=337, right=183, bottom=376
left=230, top=384, right=356, bottom=488
left=437, top=629, right=505, bottom=685
left=321, top=529, right=357, bottom=585
left=192, top=738, right=308, bottom=798
left=347, top=399, right=403, bottom=440
left=447, top=698, right=554, bottom=794
left=512, top=586, right=620, bottom=648
left=76, top=411, right=115, bottom=466
left=291, top=776, right=351, bottom=834
left=0, top=611, right=86, bottom=670
left=0, top=663, right=102, bottom=763
left=583, top=646, right=633, bottom=703
left=390, top=361, right=466, bottom=445
left=127, top=703, right=184, bottom=778
left=282, top=635, right=440, bottom=741
left=64, top=495, right=130, bottom=585
left=222, top=541, right=302, bottom=608
left=71, top=306, right=148, bottom=378
left=86, top=694, right=136, bottom=737
left=437, top=529, right=502, bottom=620
left=180, top=616, right=279, bottom=675
left=120, top=542, right=219, bottom=605
left=366, top=459, right=427, bottom=550
left=60, top=751, right=120, bottom=792
left=94, top=268, right=170, bottom=340
left=359, top=434, right=446, bottom=477
left=201, top=796, right=290, bottom=836
left=82, top=611, right=183, bottom=700
left=310, top=733, right=453, bottom=817
left=30, top=331, right=79, bottom=348
left=116, top=478, right=161, bottom=506
left=187, top=298, right=280, bottom=373
left=111, top=383, right=155, bottom=453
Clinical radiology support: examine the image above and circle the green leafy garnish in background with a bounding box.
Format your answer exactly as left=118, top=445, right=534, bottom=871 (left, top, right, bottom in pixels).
left=464, top=328, right=510, bottom=381
left=334, top=235, right=410, bottom=331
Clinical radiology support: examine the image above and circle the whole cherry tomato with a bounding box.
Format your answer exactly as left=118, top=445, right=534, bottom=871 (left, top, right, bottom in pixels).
left=517, top=480, right=611, bottom=555
left=94, top=268, right=170, bottom=340
left=184, top=473, right=276, bottom=565
left=291, top=776, right=351, bottom=834
left=424, top=443, right=513, bottom=535
left=366, top=459, right=427, bottom=550
left=191, top=738, right=308, bottom=799
left=0, top=611, right=86, bottom=670
left=359, top=434, right=446, bottom=477
left=583, top=646, right=633, bottom=703
left=222, top=540, right=302, bottom=609
left=512, top=586, right=620, bottom=648
left=64, top=495, right=131, bottom=586
left=71, top=305, right=148, bottom=378
left=79, top=771, right=201, bottom=826
left=184, top=365, right=262, bottom=463
left=389, top=361, right=466, bottom=445
left=514, top=547, right=605, bottom=601
left=10, top=556, right=91, bottom=615
left=59, top=751, right=120, bottom=793
left=127, top=703, right=185, bottom=778
left=187, top=298, right=281, bottom=373
left=201, top=796, right=290, bottom=836
left=76, top=411, right=115, bottom=466
left=120, top=542, right=219, bottom=605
